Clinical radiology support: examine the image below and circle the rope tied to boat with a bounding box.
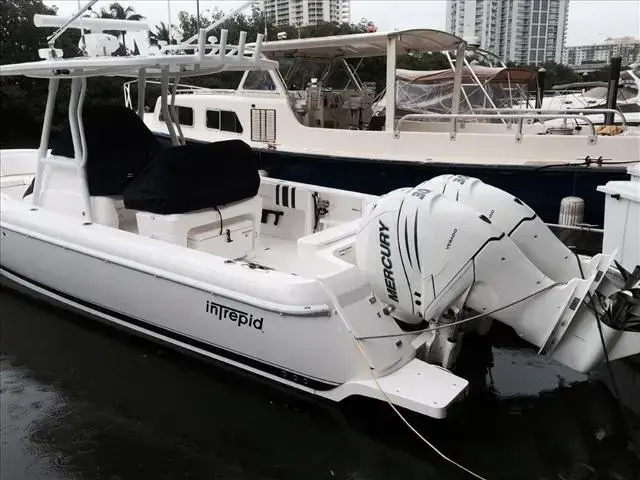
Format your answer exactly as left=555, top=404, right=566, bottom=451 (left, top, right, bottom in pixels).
left=317, top=278, right=496, bottom=480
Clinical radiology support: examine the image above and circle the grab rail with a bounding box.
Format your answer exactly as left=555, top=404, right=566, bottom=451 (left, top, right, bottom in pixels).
left=472, top=108, right=627, bottom=127
left=394, top=113, right=599, bottom=144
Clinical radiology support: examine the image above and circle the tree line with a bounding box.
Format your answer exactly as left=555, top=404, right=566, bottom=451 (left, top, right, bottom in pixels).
left=1, top=0, right=614, bottom=148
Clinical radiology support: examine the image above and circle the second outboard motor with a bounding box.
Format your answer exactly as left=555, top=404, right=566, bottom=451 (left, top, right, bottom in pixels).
left=420, top=174, right=609, bottom=283
left=355, top=180, right=639, bottom=373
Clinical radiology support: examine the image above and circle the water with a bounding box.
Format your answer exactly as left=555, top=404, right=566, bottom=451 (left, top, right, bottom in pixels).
left=1, top=287, right=639, bottom=480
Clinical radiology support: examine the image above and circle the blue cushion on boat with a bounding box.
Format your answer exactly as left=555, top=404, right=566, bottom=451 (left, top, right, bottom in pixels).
left=122, top=139, right=260, bottom=214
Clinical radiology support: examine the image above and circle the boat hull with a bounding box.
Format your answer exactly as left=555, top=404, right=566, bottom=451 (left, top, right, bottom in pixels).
left=0, top=199, right=468, bottom=419
left=0, top=229, right=342, bottom=391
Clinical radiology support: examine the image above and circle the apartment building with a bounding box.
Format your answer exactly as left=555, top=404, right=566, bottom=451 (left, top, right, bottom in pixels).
left=263, top=0, right=350, bottom=27
left=563, top=37, right=640, bottom=71
left=445, top=0, right=569, bottom=65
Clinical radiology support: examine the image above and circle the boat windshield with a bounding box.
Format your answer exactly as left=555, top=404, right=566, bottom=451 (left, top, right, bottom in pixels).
left=277, top=57, right=355, bottom=91
left=242, top=70, right=277, bottom=91
left=394, top=76, right=530, bottom=116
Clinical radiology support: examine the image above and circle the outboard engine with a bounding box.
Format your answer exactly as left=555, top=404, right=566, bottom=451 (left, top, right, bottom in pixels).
left=356, top=179, right=640, bottom=373
left=420, top=174, right=606, bottom=282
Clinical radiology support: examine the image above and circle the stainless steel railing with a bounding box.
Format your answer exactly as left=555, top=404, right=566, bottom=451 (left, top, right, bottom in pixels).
left=394, top=113, right=600, bottom=144
left=472, top=108, right=627, bottom=127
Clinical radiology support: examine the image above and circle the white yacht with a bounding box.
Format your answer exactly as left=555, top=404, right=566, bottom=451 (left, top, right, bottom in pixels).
left=136, top=29, right=640, bottom=229
left=2, top=11, right=639, bottom=427
left=535, top=68, right=640, bottom=126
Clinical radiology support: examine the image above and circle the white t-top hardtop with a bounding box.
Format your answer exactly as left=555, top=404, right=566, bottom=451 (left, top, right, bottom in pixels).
left=0, top=52, right=278, bottom=79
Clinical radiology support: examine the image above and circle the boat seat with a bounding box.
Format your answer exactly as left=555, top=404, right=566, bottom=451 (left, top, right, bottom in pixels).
left=90, top=195, right=139, bottom=229
left=136, top=195, right=262, bottom=258
left=35, top=166, right=136, bottom=229
left=127, top=139, right=262, bottom=258
left=297, top=218, right=360, bottom=263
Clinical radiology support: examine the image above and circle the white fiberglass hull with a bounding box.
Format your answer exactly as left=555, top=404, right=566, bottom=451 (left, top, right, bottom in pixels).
left=0, top=193, right=467, bottom=419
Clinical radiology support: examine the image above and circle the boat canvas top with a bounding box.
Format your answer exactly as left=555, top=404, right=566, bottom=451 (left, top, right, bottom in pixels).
left=255, top=28, right=464, bottom=59
left=395, top=65, right=536, bottom=86
left=552, top=81, right=609, bottom=91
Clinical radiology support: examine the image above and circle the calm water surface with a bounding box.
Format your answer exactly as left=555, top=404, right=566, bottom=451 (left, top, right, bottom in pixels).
left=1, top=287, right=639, bottom=480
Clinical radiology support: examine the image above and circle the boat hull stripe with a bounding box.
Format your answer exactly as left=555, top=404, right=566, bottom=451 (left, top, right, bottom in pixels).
left=0, top=266, right=339, bottom=392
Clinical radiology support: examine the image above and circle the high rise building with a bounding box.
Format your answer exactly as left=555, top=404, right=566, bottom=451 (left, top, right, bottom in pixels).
left=563, top=37, right=640, bottom=72
left=263, top=0, right=350, bottom=27
left=445, top=0, right=569, bottom=65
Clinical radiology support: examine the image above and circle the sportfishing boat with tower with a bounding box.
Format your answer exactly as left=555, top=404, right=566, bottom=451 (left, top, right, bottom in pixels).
left=1, top=8, right=639, bottom=432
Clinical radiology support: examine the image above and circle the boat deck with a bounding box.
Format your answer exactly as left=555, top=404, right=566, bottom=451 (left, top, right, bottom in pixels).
left=0, top=150, right=370, bottom=281
left=114, top=218, right=333, bottom=277
left=251, top=236, right=303, bottom=275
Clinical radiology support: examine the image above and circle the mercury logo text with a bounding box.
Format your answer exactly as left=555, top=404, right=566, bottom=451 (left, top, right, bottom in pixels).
left=205, top=300, right=264, bottom=331
left=379, top=220, right=399, bottom=302
left=446, top=228, right=458, bottom=250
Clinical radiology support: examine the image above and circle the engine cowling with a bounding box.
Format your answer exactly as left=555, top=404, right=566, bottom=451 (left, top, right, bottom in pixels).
left=355, top=181, right=583, bottom=329
left=354, top=180, right=632, bottom=373
left=420, top=174, right=604, bottom=282
left=355, top=185, right=499, bottom=325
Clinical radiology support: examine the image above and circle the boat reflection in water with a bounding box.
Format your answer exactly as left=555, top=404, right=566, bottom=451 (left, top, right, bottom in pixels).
left=1, top=288, right=638, bottom=480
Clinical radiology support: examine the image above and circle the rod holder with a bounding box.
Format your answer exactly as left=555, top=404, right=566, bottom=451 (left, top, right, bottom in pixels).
left=254, top=33, right=264, bottom=58
left=238, top=31, right=247, bottom=58
left=198, top=28, right=206, bottom=60
left=535, top=67, right=546, bottom=109
left=219, top=29, right=228, bottom=58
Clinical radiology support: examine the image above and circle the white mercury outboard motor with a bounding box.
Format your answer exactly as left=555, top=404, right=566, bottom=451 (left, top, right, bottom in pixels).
left=418, top=175, right=610, bottom=282
left=355, top=180, right=640, bottom=373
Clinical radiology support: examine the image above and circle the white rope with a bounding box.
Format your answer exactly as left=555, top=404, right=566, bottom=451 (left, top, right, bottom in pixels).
left=356, top=282, right=560, bottom=340
left=351, top=336, right=489, bottom=480
left=318, top=279, right=489, bottom=480
left=319, top=278, right=566, bottom=479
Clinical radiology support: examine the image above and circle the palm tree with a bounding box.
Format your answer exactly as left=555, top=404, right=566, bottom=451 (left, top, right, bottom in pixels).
left=100, top=3, right=144, bottom=51
left=148, top=21, right=171, bottom=46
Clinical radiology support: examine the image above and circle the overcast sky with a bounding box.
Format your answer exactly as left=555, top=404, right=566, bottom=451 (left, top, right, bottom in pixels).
left=45, top=0, right=640, bottom=47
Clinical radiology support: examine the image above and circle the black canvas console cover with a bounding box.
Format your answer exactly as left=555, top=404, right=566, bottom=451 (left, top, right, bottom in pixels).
left=123, top=139, right=260, bottom=214
left=50, top=105, right=160, bottom=196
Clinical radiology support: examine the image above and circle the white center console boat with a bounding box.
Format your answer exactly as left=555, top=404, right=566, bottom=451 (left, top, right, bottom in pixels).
left=1, top=10, right=639, bottom=426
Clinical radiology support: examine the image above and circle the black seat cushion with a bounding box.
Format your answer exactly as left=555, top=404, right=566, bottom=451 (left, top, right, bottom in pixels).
left=122, top=140, right=260, bottom=214
left=50, top=105, right=160, bottom=196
